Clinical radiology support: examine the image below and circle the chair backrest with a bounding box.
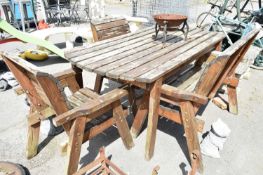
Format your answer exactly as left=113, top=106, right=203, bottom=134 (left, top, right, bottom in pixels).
left=2, top=53, right=76, bottom=115
left=194, top=24, right=261, bottom=97
left=90, top=18, right=130, bottom=42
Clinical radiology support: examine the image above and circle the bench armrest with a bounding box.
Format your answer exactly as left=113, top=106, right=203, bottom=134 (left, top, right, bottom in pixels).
left=161, top=84, right=208, bottom=105
left=53, top=69, right=76, bottom=81
left=53, top=89, right=128, bottom=126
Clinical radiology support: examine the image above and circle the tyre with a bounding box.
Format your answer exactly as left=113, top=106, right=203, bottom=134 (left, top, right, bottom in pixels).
left=0, top=161, right=29, bottom=175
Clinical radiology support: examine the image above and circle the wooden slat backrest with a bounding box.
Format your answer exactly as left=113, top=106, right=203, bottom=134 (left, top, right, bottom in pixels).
left=2, top=53, right=71, bottom=114
left=194, top=24, right=261, bottom=97
left=193, top=54, right=230, bottom=96
left=91, top=18, right=130, bottom=42
left=208, top=24, right=261, bottom=97
left=2, top=53, right=51, bottom=111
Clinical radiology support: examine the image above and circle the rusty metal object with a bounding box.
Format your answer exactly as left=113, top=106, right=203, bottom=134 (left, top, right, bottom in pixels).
left=153, top=14, right=189, bottom=42
left=0, top=161, right=27, bottom=175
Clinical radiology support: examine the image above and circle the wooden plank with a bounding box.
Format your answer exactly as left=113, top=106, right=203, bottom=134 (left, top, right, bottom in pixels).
left=130, top=92, right=149, bottom=138
left=227, top=85, right=238, bottom=114
left=65, top=27, right=155, bottom=59
left=158, top=106, right=182, bottom=124
left=67, top=116, right=86, bottom=175
left=212, top=97, right=228, bottom=110
left=94, top=74, right=104, bottom=94
left=95, top=25, right=130, bottom=41
left=119, top=32, right=218, bottom=81
left=78, top=87, right=100, bottom=99
left=137, top=33, right=225, bottom=83
left=72, top=31, right=167, bottom=64
left=95, top=21, right=128, bottom=32
left=82, top=108, right=128, bottom=143
left=89, top=28, right=201, bottom=72
left=180, top=101, right=203, bottom=173
left=54, top=89, right=127, bottom=126
left=193, top=54, right=229, bottom=97
left=99, top=30, right=204, bottom=78
left=112, top=100, right=134, bottom=150
left=26, top=121, right=40, bottom=159
left=145, top=78, right=162, bottom=160
left=3, top=56, right=48, bottom=112
left=209, top=31, right=258, bottom=98
left=161, top=85, right=208, bottom=105
left=73, top=91, right=92, bottom=103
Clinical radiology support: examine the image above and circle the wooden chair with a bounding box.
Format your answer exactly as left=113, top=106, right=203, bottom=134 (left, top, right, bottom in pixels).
left=159, top=25, right=261, bottom=172
left=90, top=18, right=131, bottom=94
left=130, top=24, right=260, bottom=173
left=2, top=53, right=134, bottom=175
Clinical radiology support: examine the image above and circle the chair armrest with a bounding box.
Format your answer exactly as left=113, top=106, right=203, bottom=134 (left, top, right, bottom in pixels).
left=53, top=89, right=128, bottom=126
left=161, top=84, right=208, bottom=105
left=53, top=69, right=76, bottom=81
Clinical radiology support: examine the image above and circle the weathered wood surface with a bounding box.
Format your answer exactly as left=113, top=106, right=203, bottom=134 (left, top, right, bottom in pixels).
left=65, top=27, right=225, bottom=84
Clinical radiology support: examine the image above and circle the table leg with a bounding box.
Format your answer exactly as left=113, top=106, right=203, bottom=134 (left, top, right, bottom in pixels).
left=145, top=78, right=162, bottom=160
left=130, top=92, right=149, bottom=138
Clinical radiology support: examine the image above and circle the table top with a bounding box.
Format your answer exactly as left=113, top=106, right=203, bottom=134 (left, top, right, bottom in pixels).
left=65, top=26, right=225, bottom=84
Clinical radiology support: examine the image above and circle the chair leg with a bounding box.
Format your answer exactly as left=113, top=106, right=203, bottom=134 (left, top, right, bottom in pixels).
left=112, top=100, right=134, bottom=150
left=130, top=92, right=149, bottom=138
left=127, top=85, right=137, bottom=116
left=180, top=101, right=203, bottom=173
left=26, top=121, right=40, bottom=159
left=67, top=116, right=86, bottom=175
left=94, top=74, right=104, bottom=94
left=227, top=85, right=238, bottom=114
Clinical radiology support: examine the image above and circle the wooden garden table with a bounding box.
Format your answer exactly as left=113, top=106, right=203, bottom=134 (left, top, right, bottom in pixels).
left=64, top=26, right=225, bottom=160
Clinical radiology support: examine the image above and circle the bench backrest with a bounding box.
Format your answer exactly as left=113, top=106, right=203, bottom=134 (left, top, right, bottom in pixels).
left=91, top=18, right=130, bottom=42
left=194, top=24, right=261, bottom=97
left=2, top=53, right=77, bottom=115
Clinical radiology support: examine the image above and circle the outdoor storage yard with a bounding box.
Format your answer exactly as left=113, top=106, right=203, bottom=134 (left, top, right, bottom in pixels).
left=1, top=0, right=263, bottom=175
left=0, top=58, right=263, bottom=175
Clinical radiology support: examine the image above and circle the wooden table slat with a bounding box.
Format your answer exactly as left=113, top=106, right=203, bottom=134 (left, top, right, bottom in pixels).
left=91, top=28, right=202, bottom=74
left=78, top=29, right=203, bottom=72
left=118, top=31, right=217, bottom=81
left=136, top=33, right=226, bottom=83
left=70, top=31, right=159, bottom=63
left=65, top=27, right=154, bottom=58
left=105, top=30, right=211, bottom=80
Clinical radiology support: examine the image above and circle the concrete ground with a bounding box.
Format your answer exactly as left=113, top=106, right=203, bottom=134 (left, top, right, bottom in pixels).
left=1, top=1, right=263, bottom=175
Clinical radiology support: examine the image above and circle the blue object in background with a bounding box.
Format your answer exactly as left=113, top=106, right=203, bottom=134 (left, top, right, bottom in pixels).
left=11, top=0, right=34, bottom=20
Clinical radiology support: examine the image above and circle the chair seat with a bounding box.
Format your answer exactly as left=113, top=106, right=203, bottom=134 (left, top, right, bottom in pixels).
left=67, top=87, right=100, bottom=108
left=167, top=66, right=204, bottom=92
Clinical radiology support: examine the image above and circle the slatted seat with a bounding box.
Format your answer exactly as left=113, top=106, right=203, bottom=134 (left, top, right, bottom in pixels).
left=2, top=53, right=134, bottom=175
left=159, top=24, right=261, bottom=173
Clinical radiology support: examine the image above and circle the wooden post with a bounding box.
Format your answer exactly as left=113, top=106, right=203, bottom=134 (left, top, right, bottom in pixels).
left=145, top=78, right=162, bottom=160
left=67, top=116, right=87, bottom=175
left=112, top=100, right=134, bottom=150
left=130, top=91, right=149, bottom=138
left=227, top=85, right=238, bottom=114
left=94, top=74, right=104, bottom=94
left=26, top=120, right=40, bottom=159
left=180, top=101, right=203, bottom=173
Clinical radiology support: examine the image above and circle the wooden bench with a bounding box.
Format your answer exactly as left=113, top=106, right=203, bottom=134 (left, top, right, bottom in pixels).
left=2, top=53, right=134, bottom=175
left=159, top=24, right=261, bottom=172
left=90, top=18, right=131, bottom=93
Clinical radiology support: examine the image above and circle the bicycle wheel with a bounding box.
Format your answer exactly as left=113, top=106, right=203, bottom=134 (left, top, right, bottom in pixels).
left=196, top=12, right=215, bottom=29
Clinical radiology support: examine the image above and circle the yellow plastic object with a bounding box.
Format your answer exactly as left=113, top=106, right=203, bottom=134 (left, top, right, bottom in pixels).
left=24, top=50, right=49, bottom=61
